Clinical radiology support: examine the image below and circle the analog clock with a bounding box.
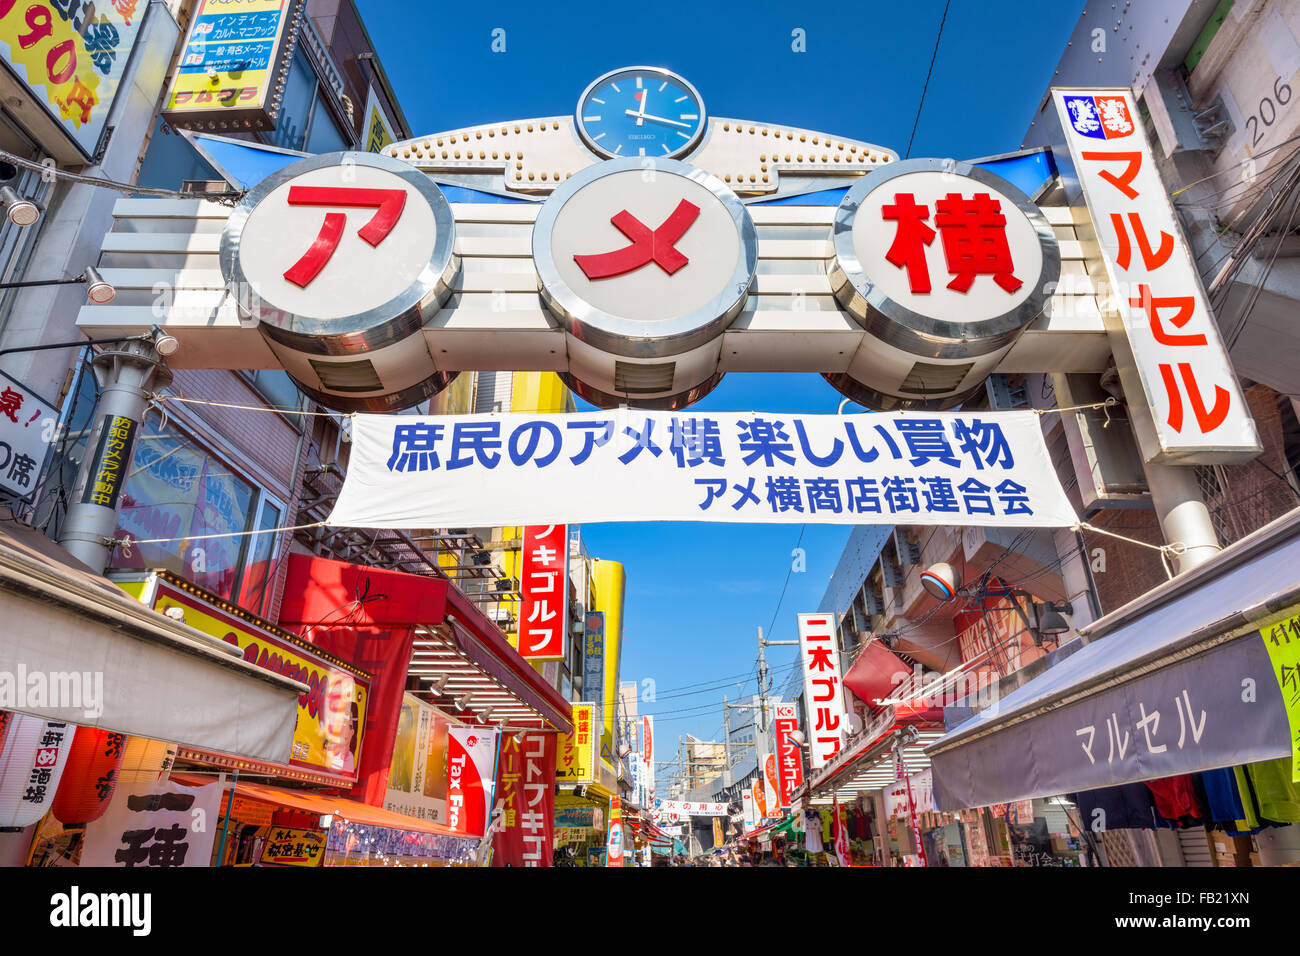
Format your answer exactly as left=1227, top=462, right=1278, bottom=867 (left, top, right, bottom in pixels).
left=575, top=66, right=707, bottom=160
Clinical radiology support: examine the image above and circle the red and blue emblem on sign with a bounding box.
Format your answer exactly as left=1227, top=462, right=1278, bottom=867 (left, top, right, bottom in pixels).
left=1063, top=94, right=1135, bottom=139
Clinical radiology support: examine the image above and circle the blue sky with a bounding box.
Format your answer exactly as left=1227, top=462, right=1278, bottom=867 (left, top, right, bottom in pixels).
left=357, top=0, right=1084, bottom=764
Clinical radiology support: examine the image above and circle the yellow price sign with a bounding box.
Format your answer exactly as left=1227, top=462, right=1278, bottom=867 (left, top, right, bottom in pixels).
left=1260, top=611, right=1300, bottom=782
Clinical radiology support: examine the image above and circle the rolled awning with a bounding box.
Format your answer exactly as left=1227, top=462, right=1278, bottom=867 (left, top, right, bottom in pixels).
left=0, top=520, right=302, bottom=763
left=175, top=774, right=459, bottom=836
left=927, top=508, right=1300, bottom=810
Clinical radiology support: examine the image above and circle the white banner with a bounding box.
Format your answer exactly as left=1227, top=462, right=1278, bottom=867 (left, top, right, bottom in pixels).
left=329, top=409, right=1076, bottom=527
left=654, top=799, right=727, bottom=817
left=799, top=613, right=848, bottom=769
left=82, top=780, right=221, bottom=868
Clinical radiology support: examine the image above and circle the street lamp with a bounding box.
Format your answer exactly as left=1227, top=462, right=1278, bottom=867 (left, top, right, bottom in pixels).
left=0, top=185, right=39, bottom=227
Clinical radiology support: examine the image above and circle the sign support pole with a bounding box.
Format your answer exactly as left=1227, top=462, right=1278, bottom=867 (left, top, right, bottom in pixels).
left=58, top=339, right=171, bottom=572
left=1141, top=456, right=1222, bottom=575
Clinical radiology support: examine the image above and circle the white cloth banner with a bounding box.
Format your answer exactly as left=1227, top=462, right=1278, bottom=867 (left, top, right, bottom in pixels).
left=82, top=780, right=221, bottom=868
left=654, top=799, right=728, bottom=817
left=328, top=409, right=1076, bottom=527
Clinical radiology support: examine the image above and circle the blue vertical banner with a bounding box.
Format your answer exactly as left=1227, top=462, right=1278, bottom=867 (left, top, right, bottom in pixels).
left=583, top=612, right=605, bottom=705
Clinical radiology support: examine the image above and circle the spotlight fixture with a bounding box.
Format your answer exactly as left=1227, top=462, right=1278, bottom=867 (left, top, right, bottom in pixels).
left=920, top=562, right=960, bottom=601
left=426, top=674, right=450, bottom=695
left=453, top=694, right=471, bottom=711
left=0, top=185, right=39, bottom=227
left=149, top=323, right=180, bottom=356
left=1036, top=601, right=1073, bottom=637
left=82, top=266, right=115, bottom=304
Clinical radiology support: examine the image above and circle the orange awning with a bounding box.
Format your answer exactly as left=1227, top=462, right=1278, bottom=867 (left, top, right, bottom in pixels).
left=174, top=774, right=458, bottom=836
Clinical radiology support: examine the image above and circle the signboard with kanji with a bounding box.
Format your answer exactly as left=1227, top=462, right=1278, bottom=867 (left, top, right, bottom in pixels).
left=82, top=780, right=221, bottom=867
left=774, top=702, right=804, bottom=809
left=557, top=701, right=597, bottom=784
left=518, top=524, right=569, bottom=661
left=1054, top=88, right=1259, bottom=464
left=0, top=370, right=57, bottom=503
left=492, top=732, right=557, bottom=867
left=80, top=414, right=137, bottom=510
left=0, top=0, right=146, bottom=157
left=260, top=826, right=326, bottom=867
left=162, top=0, right=300, bottom=133
left=798, top=613, right=848, bottom=768
left=331, top=409, right=1078, bottom=528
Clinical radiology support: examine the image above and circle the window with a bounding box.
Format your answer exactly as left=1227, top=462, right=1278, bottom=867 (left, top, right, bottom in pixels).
left=109, top=416, right=261, bottom=603
left=306, top=102, right=349, bottom=154
left=240, top=369, right=306, bottom=429
left=263, top=49, right=317, bottom=152
left=238, top=494, right=284, bottom=617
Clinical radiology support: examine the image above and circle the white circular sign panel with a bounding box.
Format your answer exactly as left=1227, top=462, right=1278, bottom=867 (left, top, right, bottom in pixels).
left=850, top=169, right=1044, bottom=325
left=829, top=158, right=1060, bottom=361
left=550, top=170, right=742, bottom=324
left=221, top=151, right=458, bottom=352
left=239, top=165, right=439, bottom=322
left=533, top=158, right=757, bottom=359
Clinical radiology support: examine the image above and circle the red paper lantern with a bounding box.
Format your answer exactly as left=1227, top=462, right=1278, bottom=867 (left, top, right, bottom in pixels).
left=0, top=712, right=76, bottom=828
left=52, top=727, right=126, bottom=825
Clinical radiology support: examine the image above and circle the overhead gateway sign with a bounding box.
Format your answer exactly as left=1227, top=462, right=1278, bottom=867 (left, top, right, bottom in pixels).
left=326, top=409, right=1077, bottom=528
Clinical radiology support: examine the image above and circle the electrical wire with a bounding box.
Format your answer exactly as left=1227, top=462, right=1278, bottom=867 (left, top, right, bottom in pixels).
left=0, top=146, right=244, bottom=205
left=904, top=0, right=951, bottom=159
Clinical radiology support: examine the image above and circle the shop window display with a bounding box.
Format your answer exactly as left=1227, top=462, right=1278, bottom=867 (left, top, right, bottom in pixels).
left=108, top=417, right=258, bottom=602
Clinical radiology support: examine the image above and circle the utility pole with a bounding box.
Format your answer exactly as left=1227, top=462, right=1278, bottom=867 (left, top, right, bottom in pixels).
left=755, top=625, right=799, bottom=745
left=722, top=694, right=731, bottom=786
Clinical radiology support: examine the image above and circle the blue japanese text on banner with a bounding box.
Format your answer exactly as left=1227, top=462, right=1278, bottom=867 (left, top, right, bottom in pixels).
left=326, top=410, right=1077, bottom=528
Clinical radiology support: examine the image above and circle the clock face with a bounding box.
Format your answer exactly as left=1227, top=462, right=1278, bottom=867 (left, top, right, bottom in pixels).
left=576, top=67, right=706, bottom=160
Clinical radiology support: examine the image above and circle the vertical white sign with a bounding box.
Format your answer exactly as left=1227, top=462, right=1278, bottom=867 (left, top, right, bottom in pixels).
left=798, top=613, right=848, bottom=769
left=1054, top=88, right=1259, bottom=463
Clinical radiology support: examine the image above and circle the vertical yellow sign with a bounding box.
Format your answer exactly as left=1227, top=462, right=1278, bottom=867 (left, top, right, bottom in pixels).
left=1260, top=610, right=1300, bottom=781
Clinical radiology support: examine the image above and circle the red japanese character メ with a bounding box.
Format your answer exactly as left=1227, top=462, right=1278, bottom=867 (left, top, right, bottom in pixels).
left=574, top=199, right=700, bottom=280
left=283, top=186, right=408, bottom=288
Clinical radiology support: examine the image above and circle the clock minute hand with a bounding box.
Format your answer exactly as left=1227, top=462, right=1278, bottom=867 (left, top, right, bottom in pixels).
left=624, top=109, right=691, bottom=129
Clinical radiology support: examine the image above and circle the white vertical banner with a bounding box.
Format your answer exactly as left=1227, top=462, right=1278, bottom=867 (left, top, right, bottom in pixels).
left=741, top=788, right=756, bottom=834
left=518, top=524, right=569, bottom=661
left=798, top=613, right=848, bottom=769
left=1054, top=88, right=1259, bottom=463
left=642, top=715, right=654, bottom=806
left=82, top=780, right=221, bottom=868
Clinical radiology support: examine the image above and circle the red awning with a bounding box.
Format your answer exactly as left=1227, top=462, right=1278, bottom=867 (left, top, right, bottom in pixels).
left=279, top=553, right=572, bottom=735
left=842, top=640, right=912, bottom=706
left=174, top=773, right=458, bottom=836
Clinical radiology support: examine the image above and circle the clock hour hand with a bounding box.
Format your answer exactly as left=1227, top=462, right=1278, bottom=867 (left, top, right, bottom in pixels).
left=624, top=109, right=691, bottom=129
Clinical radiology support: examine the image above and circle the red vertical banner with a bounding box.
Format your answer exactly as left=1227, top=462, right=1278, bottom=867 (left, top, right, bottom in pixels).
left=519, top=525, right=569, bottom=661
left=774, top=702, right=804, bottom=809
left=492, top=732, right=557, bottom=867
left=606, top=795, right=624, bottom=866
left=446, top=726, right=498, bottom=838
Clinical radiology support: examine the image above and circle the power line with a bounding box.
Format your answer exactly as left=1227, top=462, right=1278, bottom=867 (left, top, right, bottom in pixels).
left=904, top=0, right=951, bottom=159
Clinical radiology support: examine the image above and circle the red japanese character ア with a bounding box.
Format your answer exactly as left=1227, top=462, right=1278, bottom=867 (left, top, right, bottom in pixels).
left=282, top=187, right=408, bottom=288
left=933, top=192, right=1023, bottom=293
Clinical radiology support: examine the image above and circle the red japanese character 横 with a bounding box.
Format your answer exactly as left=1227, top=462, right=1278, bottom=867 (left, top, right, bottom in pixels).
left=882, top=193, right=936, bottom=293
left=933, top=192, right=1023, bottom=293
